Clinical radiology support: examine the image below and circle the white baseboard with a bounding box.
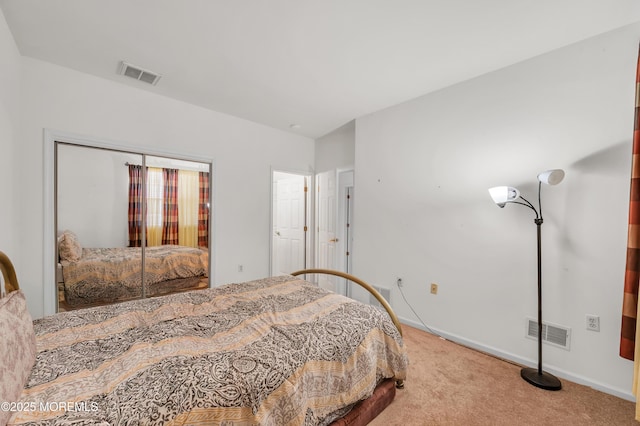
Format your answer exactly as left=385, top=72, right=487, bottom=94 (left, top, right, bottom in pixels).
left=398, top=316, right=636, bottom=402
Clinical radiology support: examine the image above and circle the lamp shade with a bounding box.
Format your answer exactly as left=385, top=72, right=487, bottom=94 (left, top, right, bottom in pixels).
left=488, top=186, right=520, bottom=208
left=537, top=169, right=565, bottom=185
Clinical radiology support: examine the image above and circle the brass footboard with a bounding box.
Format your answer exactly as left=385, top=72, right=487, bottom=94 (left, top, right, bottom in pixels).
left=290, top=268, right=405, bottom=389
left=0, top=250, right=20, bottom=295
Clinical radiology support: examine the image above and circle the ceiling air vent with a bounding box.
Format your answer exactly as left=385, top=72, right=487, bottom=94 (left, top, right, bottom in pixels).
left=118, top=61, right=161, bottom=86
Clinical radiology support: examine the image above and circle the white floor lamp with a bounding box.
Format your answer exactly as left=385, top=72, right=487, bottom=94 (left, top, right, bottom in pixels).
left=488, top=169, right=565, bottom=391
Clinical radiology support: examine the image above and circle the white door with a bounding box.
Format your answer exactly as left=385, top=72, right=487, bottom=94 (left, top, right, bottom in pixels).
left=316, top=170, right=338, bottom=292
left=272, top=172, right=307, bottom=276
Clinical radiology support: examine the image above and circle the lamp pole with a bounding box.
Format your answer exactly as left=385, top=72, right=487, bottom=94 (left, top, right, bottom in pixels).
left=489, top=173, right=564, bottom=391
left=518, top=201, right=561, bottom=390
left=535, top=218, right=543, bottom=376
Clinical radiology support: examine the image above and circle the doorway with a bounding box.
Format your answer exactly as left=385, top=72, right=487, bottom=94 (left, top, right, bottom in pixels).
left=337, top=170, right=354, bottom=297
left=315, top=169, right=354, bottom=296
left=271, top=170, right=311, bottom=276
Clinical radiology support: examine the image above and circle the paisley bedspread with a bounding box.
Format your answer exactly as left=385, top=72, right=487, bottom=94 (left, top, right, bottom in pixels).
left=9, top=275, right=408, bottom=426
left=61, top=245, right=208, bottom=306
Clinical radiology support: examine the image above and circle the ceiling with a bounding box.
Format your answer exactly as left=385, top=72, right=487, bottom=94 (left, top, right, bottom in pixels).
left=2, top=1, right=640, bottom=139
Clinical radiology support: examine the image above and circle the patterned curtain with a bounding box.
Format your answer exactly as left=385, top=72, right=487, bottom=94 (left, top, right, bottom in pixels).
left=622, top=44, right=640, bottom=421
left=198, top=172, right=210, bottom=248
left=127, top=165, right=144, bottom=247
left=161, top=168, right=179, bottom=245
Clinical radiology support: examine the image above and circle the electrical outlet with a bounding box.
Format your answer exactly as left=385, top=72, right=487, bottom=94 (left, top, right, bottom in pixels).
left=430, top=283, right=438, bottom=295
left=586, top=314, right=600, bottom=332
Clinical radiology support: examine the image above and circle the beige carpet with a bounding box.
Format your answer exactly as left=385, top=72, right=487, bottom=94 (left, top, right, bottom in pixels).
left=370, top=325, right=637, bottom=426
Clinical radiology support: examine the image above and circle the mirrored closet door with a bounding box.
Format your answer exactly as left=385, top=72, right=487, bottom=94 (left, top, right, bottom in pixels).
left=55, top=142, right=211, bottom=312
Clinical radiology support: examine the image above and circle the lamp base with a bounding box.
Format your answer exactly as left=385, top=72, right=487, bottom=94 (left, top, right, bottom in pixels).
left=520, top=367, right=562, bottom=391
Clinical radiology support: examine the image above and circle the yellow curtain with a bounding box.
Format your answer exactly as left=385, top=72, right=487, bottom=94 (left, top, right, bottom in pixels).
left=146, top=168, right=164, bottom=246
left=178, top=170, right=199, bottom=248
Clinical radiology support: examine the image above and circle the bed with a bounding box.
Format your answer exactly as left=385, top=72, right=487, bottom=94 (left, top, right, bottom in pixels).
left=57, top=230, right=209, bottom=308
left=0, top=252, right=408, bottom=426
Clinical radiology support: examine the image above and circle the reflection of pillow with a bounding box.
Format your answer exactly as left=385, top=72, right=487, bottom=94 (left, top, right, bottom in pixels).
left=0, top=290, right=36, bottom=426
left=58, top=230, right=82, bottom=262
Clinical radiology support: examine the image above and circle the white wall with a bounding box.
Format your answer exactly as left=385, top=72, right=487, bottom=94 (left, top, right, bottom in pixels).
left=354, top=22, right=640, bottom=399
left=57, top=145, right=139, bottom=248
left=315, top=120, right=355, bottom=173
left=0, top=8, right=20, bottom=268
left=15, top=57, right=314, bottom=317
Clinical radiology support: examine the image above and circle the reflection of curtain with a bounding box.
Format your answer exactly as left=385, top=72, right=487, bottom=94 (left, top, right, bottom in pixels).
left=178, top=170, right=198, bottom=247
left=162, top=168, right=179, bottom=245
left=622, top=44, right=640, bottom=421
left=129, top=166, right=207, bottom=248
left=146, top=168, right=164, bottom=246
left=198, top=172, right=210, bottom=248
left=127, top=165, right=144, bottom=247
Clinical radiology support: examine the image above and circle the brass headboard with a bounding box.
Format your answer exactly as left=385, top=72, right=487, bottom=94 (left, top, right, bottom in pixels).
left=0, top=251, right=20, bottom=295
left=290, top=268, right=403, bottom=337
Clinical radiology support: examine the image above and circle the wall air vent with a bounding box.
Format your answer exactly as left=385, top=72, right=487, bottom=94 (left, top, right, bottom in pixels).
left=526, top=318, right=571, bottom=351
left=118, top=61, right=161, bottom=86
left=369, top=286, right=391, bottom=309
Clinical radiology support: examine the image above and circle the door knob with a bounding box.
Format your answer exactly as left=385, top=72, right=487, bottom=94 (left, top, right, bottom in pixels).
left=329, top=238, right=339, bottom=243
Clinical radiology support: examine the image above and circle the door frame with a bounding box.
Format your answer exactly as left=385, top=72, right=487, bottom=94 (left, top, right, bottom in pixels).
left=336, top=169, right=354, bottom=296
left=269, top=167, right=313, bottom=277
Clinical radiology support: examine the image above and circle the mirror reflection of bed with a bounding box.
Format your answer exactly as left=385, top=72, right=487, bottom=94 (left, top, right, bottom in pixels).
left=55, top=142, right=212, bottom=312
left=57, top=233, right=209, bottom=311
